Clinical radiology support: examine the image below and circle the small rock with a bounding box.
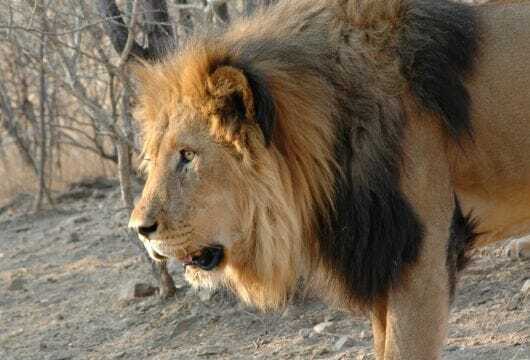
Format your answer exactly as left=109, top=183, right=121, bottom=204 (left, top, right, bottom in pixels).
left=69, top=232, right=80, bottom=243
left=359, top=330, right=371, bottom=340
left=72, top=215, right=91, bottom=224
left=198, top=346, right=227, bottom=357
left=133, top=283, right=158, bottom=298
left=92, top=190, right=107, bottom=200
left=56, top=314, right=64, bottom=321
left=522, top=279, right=530, bottom=294
left=313, top=321, right=334, bottom=334
left=57, top=188, right=93, bottom=202
left=62, top=216, right=91, bottom=229
left=333, top=336, right=355, bottom=352
left=7, top=276, right=27, bottom=291
left=325, top=311, right=343, bottom=322
left=120, top=281, right=158, bottom=301
left=480, top=286, right=491, bottom=295
left=14, top=227, right=30, bottom=233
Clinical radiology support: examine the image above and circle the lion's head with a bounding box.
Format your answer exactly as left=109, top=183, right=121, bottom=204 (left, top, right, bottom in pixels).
left=128, top=36, right=338, bottom=309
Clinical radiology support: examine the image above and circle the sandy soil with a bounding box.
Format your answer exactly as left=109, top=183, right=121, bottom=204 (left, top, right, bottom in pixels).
left=0, top=181, right=528, bottom=360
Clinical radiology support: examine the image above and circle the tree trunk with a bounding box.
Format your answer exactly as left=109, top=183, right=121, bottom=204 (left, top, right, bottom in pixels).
left=34, top=12, right=54, bottom=212
left=0, top=80, right=38, bottom=175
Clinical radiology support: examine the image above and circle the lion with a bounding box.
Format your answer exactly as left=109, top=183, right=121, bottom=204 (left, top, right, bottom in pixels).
left=128, top=0, right=530, bottom=358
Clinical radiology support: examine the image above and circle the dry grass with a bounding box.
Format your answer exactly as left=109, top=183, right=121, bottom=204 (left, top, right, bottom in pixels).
left=0, top=144, right=115, bottom=205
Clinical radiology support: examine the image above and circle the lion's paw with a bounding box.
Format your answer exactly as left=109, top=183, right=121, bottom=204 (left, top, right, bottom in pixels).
left=504, top=238, right=530, bottom=259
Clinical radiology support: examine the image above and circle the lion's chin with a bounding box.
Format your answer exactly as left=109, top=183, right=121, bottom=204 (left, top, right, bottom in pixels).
left=143, top=242, right=169, bottom=262
left=184, top=265, right=225, bottom=289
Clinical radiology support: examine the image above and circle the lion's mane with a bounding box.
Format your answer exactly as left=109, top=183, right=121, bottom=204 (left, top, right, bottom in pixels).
left=135, top=0, right=477, bottom=310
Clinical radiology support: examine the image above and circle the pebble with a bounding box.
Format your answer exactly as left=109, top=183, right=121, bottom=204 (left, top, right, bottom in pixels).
left=69, top=232, right=80, bottom=243
left=325, top=311, right=343, bottom=322
left=134, top=283, right=158, bottom=298
left=72, top=215, right=91, bottom=224
left=198, top=346, right=227, bottom=357
left=63, top=215, right=91, bottom=229
left=7, top=276, right=27, bottom=291
left=92, top=190, right=107, bottom=200
left=359, top=330, right=370, bottom=340
left=333, top=335, right=355, bottom=352
left=313, top=321, right=334, bottom=334
left=120, top=281, right=158, bottom=301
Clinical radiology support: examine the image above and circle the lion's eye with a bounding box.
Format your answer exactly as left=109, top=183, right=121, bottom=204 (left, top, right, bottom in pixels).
left=180, top=150, right=196, bottom=164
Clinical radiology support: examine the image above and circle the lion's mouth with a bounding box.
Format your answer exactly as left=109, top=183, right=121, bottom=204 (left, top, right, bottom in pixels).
left=181, top=246, right=224, bottom=271
left=151, top=249, right=168, bottom=262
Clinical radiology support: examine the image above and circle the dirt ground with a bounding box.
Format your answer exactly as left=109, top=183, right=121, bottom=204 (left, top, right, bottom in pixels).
left=0, top=181, right=528, bottom=360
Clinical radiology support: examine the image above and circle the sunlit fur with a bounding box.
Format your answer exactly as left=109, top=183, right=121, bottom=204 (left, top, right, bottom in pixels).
left=130, top=0, right=478, bottom=311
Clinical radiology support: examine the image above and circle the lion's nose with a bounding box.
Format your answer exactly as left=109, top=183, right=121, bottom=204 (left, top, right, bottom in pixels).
left=136, top=222, right=159, bottom=238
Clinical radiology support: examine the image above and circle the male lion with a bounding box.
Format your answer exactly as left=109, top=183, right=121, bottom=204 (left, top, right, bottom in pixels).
left=129, top=0, right=530, bottom=358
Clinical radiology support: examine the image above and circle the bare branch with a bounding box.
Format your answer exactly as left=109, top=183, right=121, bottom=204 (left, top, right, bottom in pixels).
left=117, top=0, right=141, bottom=67
left=99, top=0, right=174, bottom=62
left=143, top=0, right=174, bottom=57
left=209, top=0, right=230, bottom=23
left=98, top=0, right=149, bottom=60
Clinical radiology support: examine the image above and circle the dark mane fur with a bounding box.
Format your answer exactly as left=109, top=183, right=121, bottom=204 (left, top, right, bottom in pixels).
left=213, top=0, right=478, bottom=304
left=398, top=0, right=478, bottom=137
left=447, top=197, right=478, bottom=299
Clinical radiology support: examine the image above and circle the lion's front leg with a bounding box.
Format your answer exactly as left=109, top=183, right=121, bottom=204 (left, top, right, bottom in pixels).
left=371, top=225, right=453, bottom=360
left=371, top=297, right=388, bottom=359
left=385, top=234, right=451, bottom=360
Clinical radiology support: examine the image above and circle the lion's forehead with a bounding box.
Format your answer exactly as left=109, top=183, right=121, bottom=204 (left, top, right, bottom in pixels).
left=144, top=109, right=213, bottom=153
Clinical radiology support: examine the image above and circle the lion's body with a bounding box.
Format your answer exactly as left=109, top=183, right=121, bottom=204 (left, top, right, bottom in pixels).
left=454, top=2, right=530, bottom=246
left=129, top=1, right=530, bottom=358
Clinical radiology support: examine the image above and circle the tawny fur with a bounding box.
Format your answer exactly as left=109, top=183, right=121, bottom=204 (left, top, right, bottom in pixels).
left=127, top=1, right=530, bottom=359
left=131, top=0, right=473, bottom=310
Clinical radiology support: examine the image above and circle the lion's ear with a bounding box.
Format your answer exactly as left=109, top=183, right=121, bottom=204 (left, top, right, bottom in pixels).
left=207, top=65, right=276, bottom=145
